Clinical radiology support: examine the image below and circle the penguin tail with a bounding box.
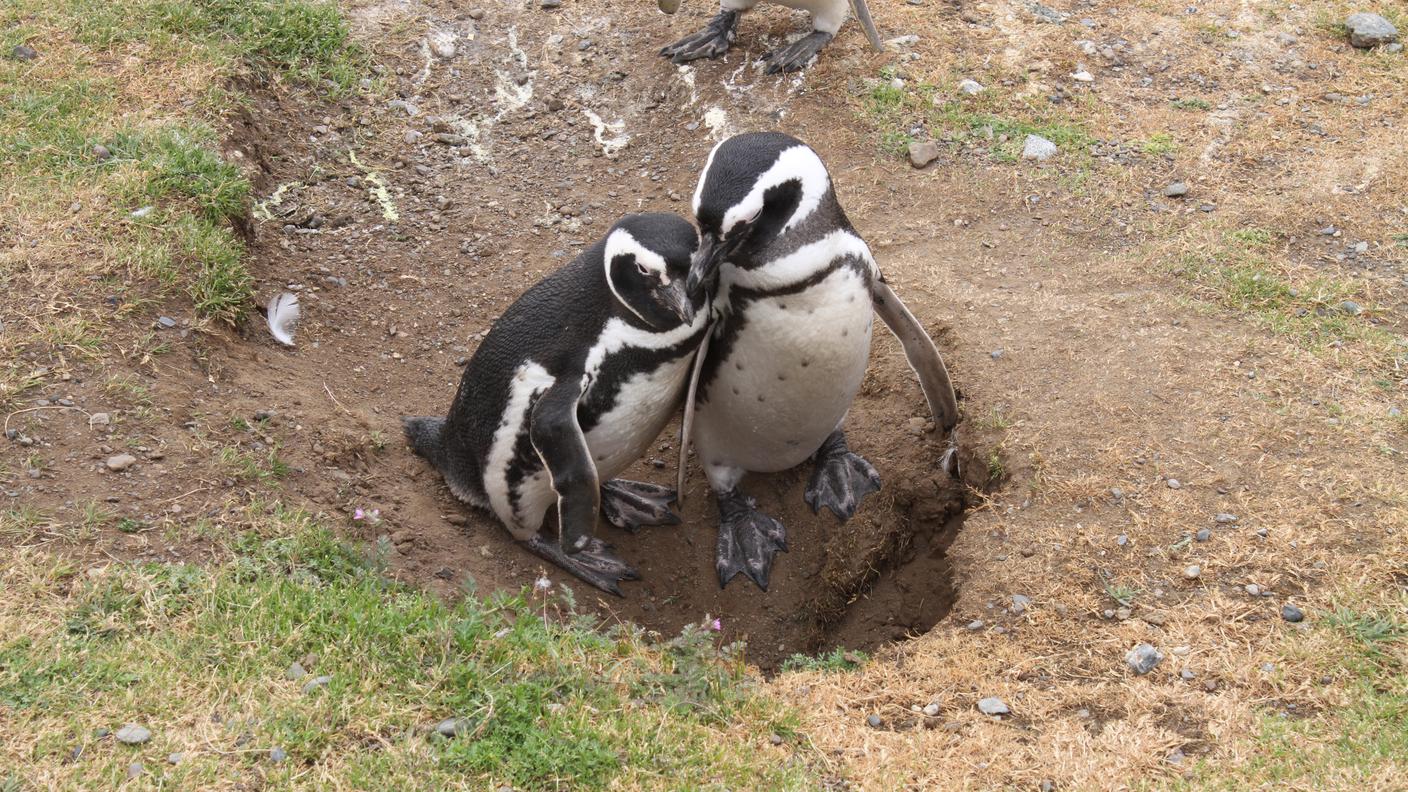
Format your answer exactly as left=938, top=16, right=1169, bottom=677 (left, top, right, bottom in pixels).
left=401, top=416, right=447, bottom=467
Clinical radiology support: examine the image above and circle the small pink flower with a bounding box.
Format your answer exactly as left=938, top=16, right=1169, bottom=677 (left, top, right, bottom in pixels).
left=353, top=508, right=365, bottom=521
left=535, top=576, right=552, bottom=591
left=710, top=618, right=722, bottom=632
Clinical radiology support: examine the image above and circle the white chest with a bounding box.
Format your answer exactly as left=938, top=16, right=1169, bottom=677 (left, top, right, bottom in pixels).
left=583, top=355, right=694, bottom=478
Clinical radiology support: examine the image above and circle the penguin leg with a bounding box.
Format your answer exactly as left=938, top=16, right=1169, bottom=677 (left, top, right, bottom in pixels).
left=804, top=429, right=882, bottom=521
left=760, top=31, right=833, bottom=74
left=661, top=9, right=740, bottom=63
left=600, top=479, right=681, bottom=533
left=528, top=379, right=601, bottom=555
left=715, top=488, right=787, bottom=591
left=520, top=536, right=640, bottom=597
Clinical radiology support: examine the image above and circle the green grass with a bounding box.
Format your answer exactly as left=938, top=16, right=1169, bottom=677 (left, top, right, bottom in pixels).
left=1170, top=97, right=1212, bottom=111
left=1139, top=132, right=1178, bottom=156
left=0, top=516, right=815, bottom=789
left=1171, top=597, right=1408, bottom=789
left=780, top=648, right=868, bottom=674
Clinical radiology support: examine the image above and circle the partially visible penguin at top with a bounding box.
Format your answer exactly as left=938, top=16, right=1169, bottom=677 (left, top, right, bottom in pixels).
left=658, top=0, right=885, bottom=73
left=403, top=214, right=710, bottom=595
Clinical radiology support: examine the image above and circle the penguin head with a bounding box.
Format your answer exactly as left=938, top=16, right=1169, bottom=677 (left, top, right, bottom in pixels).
left=602, top=213, right=702, bottom=330
left=687, top=132, right=832, bottom=293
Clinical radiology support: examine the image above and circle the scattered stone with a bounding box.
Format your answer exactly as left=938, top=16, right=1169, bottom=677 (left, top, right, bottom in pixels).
left=270, top=747, right=288, bottom=763
left=922, top=702, right=941, bottom=717
left=1214, top=513, right=1238, bottom=524
left=1281, top=603, right=1305, bottom=623
left=1183, top=564, right=1201, bottom=580
left=127, top=762, right=144, bottom=779
left=866, top=714, right=882, bottom=728
left=990, top=348, right=1005, bottom=360
left=1166, top=748, right=1186, bottom=766
left=977, top=696, right=1010, bottom=715
left=1261, top=662, right=1276, bottom=673
left=1389, top=42, right=1404, bottom=53
left=1344, top=13, right=1398, bottom=49
left=432, top=133, right=465, bottom=146
left=115, top=724, right=152, bottom=745
left=90, top=413, right=111, bottom=427
left=435, top=717, right=473, bottom=737
left=1198, top=203, right=1217, bottom=213
left=957, top=79, right=985, bottom=95
left=1195, top=529, right=1211, bottom=542
left=769, top=733, right=784, bottom=745
left=1116, top=534, right=1129, bottom=546
left=428, top=31, right=457, bottom=59
left=884, top=34, right=920, bottom=50
left=1245, top=584, right=1261, bottom=596
left=106, top=454, right=138, bottom=472
left=907, top=140, right=942, bottom=168
left=1180, top=669, right=1196, bottom=680
left=403, top=130, right=422, bottom=145
left=1071, top=69, right=1094, bottom=82
left=1276, top=32, right=1298, bottom=45
left=1021, top=134, right=1057, bottom=161
left=285, top=661, right=307, bottom=681
left=167, top=752, right=183, bottom=765
left=1125, top=643, right=1163, bottom=675
left=1115, top=607, right=1132, bottom=620
left=92, top=144, right=111, bottom=161
left=11, top=44, right=38, bottom=61
left=1011, top=594, right=1031, bottom=614
left=966, top=619, right=985, bottom=630
left=541, top=0, right=562, bottom=7
left=1166, top=478, right=1181, bottom=489
left=1163, top=181, right=1189, bottom=198
left=302, top=675, right=332, bottom=694
left=131, top=206, right=155, bottom=219
left=157, top=316, right=177, bottom=328
left=1339, top=300, right=1363, bottom=316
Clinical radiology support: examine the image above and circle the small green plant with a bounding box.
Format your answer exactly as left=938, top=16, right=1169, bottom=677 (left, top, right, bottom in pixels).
left=115, top=518, right=145, bottom=534
left=1105, top=583, right=1140, bottom=607
left=1171, top=97, right=1212, bottom=111
left=1229, top=227, right=1276, bottom=247
left=986, top=449, right=1006, bottom=483
left=780, top=647, right=868, bottom=673
left=1140, top=133, right=1177, bottom=156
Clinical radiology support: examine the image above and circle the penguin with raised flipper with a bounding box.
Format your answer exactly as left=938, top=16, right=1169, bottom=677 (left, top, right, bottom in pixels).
left=677, top=131, right=960, bottom=591
left=659, top=0, right=886, bottom=74
left=404, top=213, right=710, bottom=595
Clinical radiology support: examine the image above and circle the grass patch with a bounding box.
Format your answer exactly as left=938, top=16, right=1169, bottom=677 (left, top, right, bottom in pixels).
left=0, top=517, right=814, bottom=789
left=780, top=648, right=868, bottom=674
left=1170, top=97, right=1212, bottom=111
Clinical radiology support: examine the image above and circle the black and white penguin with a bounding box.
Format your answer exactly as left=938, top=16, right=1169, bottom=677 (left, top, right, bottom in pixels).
left=403, top=213, right=710, bottom=595
left=678, top=131, right=960, bottom=590
left=660, top=0, right=884, bottom=74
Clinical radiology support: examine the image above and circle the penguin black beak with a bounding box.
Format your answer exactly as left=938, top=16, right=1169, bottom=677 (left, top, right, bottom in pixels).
left=687, top=230, right=739, bottom=296
left=659, top=278, right=696, bottom=326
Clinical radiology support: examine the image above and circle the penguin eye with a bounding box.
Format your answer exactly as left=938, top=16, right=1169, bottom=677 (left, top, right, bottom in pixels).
left=635, top=261, right=651, bottom=278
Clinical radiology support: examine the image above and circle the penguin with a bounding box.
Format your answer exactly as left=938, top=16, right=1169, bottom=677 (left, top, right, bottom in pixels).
left=403, top=213, right=710, bottom=595
left=677, top=131, right=960, bottom=591
left=659, top=0, right=885, bottom=74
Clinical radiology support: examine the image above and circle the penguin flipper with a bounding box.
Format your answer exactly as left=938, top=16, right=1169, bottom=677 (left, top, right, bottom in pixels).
left=676, top=322, right=713, bottom=505
left=528, top=379, right=601, bottom=554
left=715, top=489, right=787, bottom=591
left=601, top=479, right=680, bottom=532
left=871, top=279, right=960, bottom=432
left=805, top=429, right=882, bottom=521
left=520, top=536, right=639, bottom=597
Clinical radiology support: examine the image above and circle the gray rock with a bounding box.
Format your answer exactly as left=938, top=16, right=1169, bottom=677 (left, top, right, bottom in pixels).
left=115, top=724, right=152, bottom=745
left=977, top=696, right=1010, bottom=715
left=1214, top=513, right=1238, bottom=524
left=1183, top=564, right=1201, bottom=580
left=541, top=0, right=562, bottom=7
left=1116, top=534, right=1129, bottom=546
left=127, top=762, right=144, bottom=779
left=1388, top=42, right=1404, bottom=53
left=769, top=733, right=784, bottom=745
left=922, top=702, right=941, bottom=717
left=908, top=140, right=942, bottom=168
left=1281, top=603, right=1305, bottom=623
left=1021, top=135, right=1057, bottom=161
left=1339, top=300, right=1363, bottom=316
left=966, top=619, right=985, bottom=630
left=11, top=44, right=38, bottom=61
left=958, top=79, right=985, bottom=95
left=403, top=130, right=422, bottom=145
left=1011, top=594, right=1031, bottom=613
left=1180, top=669, right=1195, bottom=680
left=1345, top=13, right=1398, bottom=48
left=1195, top=529, right=1211, bottom=542
left=1163, top=181, right=1189, bottom=198
left=106, top=454, right=138, bottom=472
left=270, top=746, right=288, bottom=762
left=1166, top=478, right=1181, bottom=489
left=1276, top=32, right=1298, bottom=45
left=92, top=144, right=111, bottom=161
left=866, top=714, right=882, bottom=728
left=157, top=315, right=177, bottom=328
left=1245, top=584, right=1261, bottom=596
left=1125, top=643, right=1163, bottom=675
left=167, top=752, right=183, bottom=765
left=285, top=661, right=307, bottom=681
left=435, top=717, right=473, bottom=737
left=90, top=413, right=111, bottom=427
left=302, top=675, right=332, bottom=694
left=990, top=349, right=1004, bottom=360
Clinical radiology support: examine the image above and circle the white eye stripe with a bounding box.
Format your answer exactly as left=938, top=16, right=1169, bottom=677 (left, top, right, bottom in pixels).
left=604, top=228, right=671, bottom=322
left=718, top=145, right=830, bottom=235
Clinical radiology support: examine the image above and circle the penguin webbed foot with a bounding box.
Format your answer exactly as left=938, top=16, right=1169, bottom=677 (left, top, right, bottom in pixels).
left=661, top=10, right=738, bottom=63
left=805, top=430, right=881, bottom=521
left=760, top=31, right=834, bottom=74
left=520, top=536, right=640, bottom=597
left=600, top=479, right=680, bottom=533
left=715, top=490, right=787, bottom=591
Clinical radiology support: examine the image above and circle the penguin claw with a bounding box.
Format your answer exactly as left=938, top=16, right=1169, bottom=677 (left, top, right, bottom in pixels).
left=805, top=431, right=882, bottom=521
left=600, top=479, right=681, bottom=533
left=520, top=536, right=640, bottom=597
left=660, top=10, right=738, bottom=63
left=715, top=490, right=787, bottom=591
left=760, top=31, right=833, bottom=74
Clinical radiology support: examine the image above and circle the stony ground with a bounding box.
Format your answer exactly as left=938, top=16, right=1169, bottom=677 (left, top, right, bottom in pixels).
left=3, top=0, right=1406, bottom=788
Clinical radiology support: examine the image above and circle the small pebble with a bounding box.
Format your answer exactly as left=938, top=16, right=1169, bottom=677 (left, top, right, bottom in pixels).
left=1180, top=669, right=1195, bottom=680
left=1021, top=134, right=1058, bottom=161
left=106, top=454, right=138, bottom=472
left=1281, top=603, right=1304, bottom=623
left=1261, top=662, right=1276, bottom=673
left=922, top=702, right=940, bottom=717
left=977, top=697, right=1010, bottom=715
left=302, top=675, right=332, bottom=694
left=1183, top=564, right=1201, bottom=580
left=127, top=762, right=144, bottom=779
left=1163, top=181, right=1189, bottom=198
left=285, top=661, right=307, bottom=681
left=167, top=752, right=183, bottom=765
left=1125, top=643, right=1163, bottom=675
left=270, top=747, right=288, bottom=763
left=1166, top=478, right=1182, bottom=489
left=769, top=733, right=784, bottom=745
left=115, top=724, right=152, bottom=745
left=866, top=714, right=882, bottom=728
left=11, top=44, right=38, bottom=61
left=990, top=349, right=1004, bottom=359
left=958, top=78, right=985, bottom=95
left=966, top=619, right=984, bottom=630
left=1195, top=529, right=1211, bottom=542
left=1116, top=534, right=1128, bottom=546
left=436, top=717, right=472, bottom=737
left=1214, top=513, right=1237, bottom=524
left=1339, top=300, right=1363, bottom=316
left=1245, top=584, right=1261, bottom=596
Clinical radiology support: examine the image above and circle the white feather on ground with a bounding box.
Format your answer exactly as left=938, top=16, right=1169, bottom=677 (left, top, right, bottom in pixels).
left=266, top=292, right=301, bottom=347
